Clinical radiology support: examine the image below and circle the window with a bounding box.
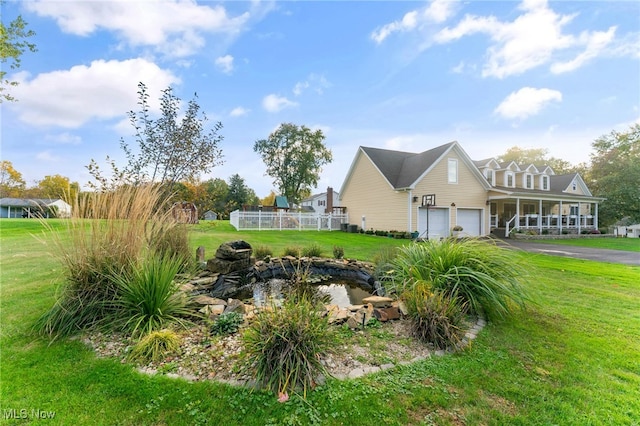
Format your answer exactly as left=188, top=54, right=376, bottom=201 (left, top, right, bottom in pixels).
left=570, top=205, right=579, bottom=216
left=484, top=169, right=494, bottom=185
left=572, top=181, right=577, bottom=191
left=542, top=175, right=549, bottom=190
left=506, top=172, right=514, bottom=187
left=317, top=200, right=325, bottom=207
left=448, top=159, right=458, bottom=183
left=525, top=174, right=533, bottom=189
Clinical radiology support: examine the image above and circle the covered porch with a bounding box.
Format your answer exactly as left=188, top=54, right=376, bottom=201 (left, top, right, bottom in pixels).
left=489, top=195, right=602, bottom=237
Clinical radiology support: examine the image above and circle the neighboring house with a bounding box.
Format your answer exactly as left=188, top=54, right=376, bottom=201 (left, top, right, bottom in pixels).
left=0, top=198, right=71, bottom=218
left=300, top=187, right=341, bottom=213
left=339, top=142, right=603, bottom=239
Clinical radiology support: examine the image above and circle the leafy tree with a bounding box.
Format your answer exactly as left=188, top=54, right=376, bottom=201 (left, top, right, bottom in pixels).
left=0, top=160, right=25, bottom=197
left=87, top=82, right=224, bottom=192
left=203, top=178, right=230, bottom=218
left=226, top=174, right=258, bottom=213
left=497, top=146, right=574, bottom=174
left=253, top=123, right=332, bottom=205
left=589, top=124, right=640, bottom=227
left=261, top=190, right=277, bottom=207
left=34, top=174, right=79, bottom=202
left=0, top=4, right=37, bottom=102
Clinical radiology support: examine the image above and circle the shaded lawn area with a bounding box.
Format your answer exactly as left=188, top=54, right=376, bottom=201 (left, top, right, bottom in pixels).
left=1, top=220, right=638, bottom=425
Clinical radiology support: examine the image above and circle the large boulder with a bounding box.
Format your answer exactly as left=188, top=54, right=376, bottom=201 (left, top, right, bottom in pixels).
left=207, top=240, right=254, bottom=274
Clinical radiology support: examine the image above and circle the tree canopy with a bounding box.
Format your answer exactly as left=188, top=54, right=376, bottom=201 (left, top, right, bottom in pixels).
left=87, top=82, right=224, bottom=192
left=496, top=146, right=575, bottom=174
left=0, top=160, right=26, bottom=197
left=588, top=123, right=640, bottom=226
left=253, top=123, right=332, bottom=205
left=0, top=6, right=37, bottom=102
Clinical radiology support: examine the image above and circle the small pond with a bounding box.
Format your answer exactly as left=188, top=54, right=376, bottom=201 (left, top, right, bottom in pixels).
left=251, top=279, right=376, bottom=309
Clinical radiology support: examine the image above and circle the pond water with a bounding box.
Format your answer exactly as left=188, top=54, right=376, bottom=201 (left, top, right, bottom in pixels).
left=252, top=279, right=375, bottom=309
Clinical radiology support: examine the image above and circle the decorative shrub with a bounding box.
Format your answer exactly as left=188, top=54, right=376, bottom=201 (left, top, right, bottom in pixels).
left=302, top=243, right=323, bottom=258
left=111, top=253, right=193, bottom=336
left=371, top=246, right=400, bottom=283
left=36, top=184, right=186, bottom=339
left=332, top=245, right=345, bottom=259
left=240, top=298, right=334, bottom=398
left=211, top=311, right=244, bottom=336
left=388, top=238, right=530, bottom=320
left=128, top=329, right=181, bottom=364
left=254, top=245, right=273, bottom=260
left=282, top=246, right=302, bottom=257
left=403, top=285, right=467, bottom=349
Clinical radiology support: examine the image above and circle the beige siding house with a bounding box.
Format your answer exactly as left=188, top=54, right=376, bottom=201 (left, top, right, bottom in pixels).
left=339, top=141, right=603, bottom=238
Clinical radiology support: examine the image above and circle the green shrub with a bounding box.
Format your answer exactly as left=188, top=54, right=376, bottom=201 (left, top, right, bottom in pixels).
left=254, top=245, right=273, bottom=260
left=371, top=246, right=400, bottom=283
left=111, top=253, right=193, bottom=336
left=332, top=245, right=345, bottom=259
left=402, top=285, right=467, bottom=349
left=282, top=246, right=302, bottom=257
left=128, top=329, right=181, bottom=364
left=36, top=185, right=183, bottom=339
left=389, top=239, right=530, bottom=320
left=211, top=311, right=244, bottom=335
left=240, top=298, right=334, bottom=398
left=302, top=243, right=323, bottom=258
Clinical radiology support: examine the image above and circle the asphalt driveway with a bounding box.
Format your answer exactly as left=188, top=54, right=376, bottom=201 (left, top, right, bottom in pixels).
left=498, top=239, right=640, bottom=266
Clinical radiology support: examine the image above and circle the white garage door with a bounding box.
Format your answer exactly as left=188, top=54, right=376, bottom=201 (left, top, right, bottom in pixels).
left=457, top=208, right=482, bottom=236
left=418, top=207, right=448, bottom=240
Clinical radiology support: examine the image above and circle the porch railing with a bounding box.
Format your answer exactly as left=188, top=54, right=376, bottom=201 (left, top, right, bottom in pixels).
left=230, top=210, right=348, bottom=231
left=505, top=213, right=596, bottom=236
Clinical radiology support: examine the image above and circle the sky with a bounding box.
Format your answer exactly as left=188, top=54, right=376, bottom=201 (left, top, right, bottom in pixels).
left=2, top=0, right=639, bottom=198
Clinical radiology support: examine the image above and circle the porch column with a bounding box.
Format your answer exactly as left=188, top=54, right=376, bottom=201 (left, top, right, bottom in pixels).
left=407, top=192, right=413, bottom=233
left=595, top=203, right=599, bottom=231
left=577, top=202, right=582, bottom=234
left=516, top=198, right=520, bottom=230
left=539, top=199, right=543, bottom=233
left=558, top=200, right=563, bottom=234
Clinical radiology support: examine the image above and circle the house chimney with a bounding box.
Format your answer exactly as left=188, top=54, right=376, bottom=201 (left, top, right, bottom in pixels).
left=326, top=186, right=333, bottom=213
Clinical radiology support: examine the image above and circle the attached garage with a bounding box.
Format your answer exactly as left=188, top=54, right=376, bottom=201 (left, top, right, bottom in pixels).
left=456, top=208, right=483, bottom=236
left=417, top=207, right=449, bottom=240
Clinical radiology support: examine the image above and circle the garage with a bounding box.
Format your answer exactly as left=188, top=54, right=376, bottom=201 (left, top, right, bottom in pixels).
left=456, top=208, right=482, bottom=236
left=417, top=207, right=448, bottom=240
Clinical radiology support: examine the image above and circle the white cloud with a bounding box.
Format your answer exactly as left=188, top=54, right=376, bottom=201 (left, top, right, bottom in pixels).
left=550, top=26, right=616, bottom=74
left=9, top=58, right=179, bottom=127
left=215, top=55, right=234, bottom=74
left=230, top=106, right=250, bottom=117
left=371, top=0, right=457, bottom=44
left=36, top=150, right=61, bottom=162
left=434, top=0, right=618, bottom=78
left=45, top=132, right=82, bottom=145
left=494, top=87, right=562, bottom=120
left=292, top=74, right=331, bottom=96
left=26, top=0, right=250, bottom=58
left=262, top=94, right=298, bottom=113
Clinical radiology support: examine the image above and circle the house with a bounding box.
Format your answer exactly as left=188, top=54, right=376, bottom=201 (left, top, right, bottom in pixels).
left=300, top=187, right=342, bottom=213
left=0, top=198, right=71, bottom=218
left=203, top=210, right=218, bottom=221
left=171, top=202, right=198, bottom=224
left=339, top=142, right=603, bottom=239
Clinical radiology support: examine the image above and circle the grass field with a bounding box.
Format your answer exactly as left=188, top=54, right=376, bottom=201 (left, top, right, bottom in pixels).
left=1, top=219, right=639, bottom=425
left=527, top=236, right=640, bottom=252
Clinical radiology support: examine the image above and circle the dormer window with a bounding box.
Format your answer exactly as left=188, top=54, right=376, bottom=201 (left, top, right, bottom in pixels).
left=572, top=181, right=577, bottom=191
left=506, top=172, right=514, bottom=187
left=484, top=169, right=494, bottom=185
left=541, top=175, right=549, bottom=190
left=525, top=174, right=533, bottom=189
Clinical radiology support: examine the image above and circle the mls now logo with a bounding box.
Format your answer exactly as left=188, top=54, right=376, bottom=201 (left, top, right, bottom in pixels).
left=3, top=408, right=56, bottom=419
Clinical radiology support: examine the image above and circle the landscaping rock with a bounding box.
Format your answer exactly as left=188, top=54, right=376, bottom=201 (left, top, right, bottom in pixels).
left=362, top=295, right=393, bottom=307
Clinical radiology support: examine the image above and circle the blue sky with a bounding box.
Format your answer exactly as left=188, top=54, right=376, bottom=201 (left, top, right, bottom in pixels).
left=2, top=0, right=639, bottom=198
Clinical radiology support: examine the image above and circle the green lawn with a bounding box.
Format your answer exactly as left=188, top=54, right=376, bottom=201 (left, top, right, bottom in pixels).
left=1, top=219, right=639, bottom=425
left=525, top=235, right=640, bottom=252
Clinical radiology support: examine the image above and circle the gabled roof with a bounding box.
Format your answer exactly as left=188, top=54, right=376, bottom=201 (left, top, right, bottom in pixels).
left=342, top=141, right=491, bottom=192
left=474, top=158, right=500, bottom=169
left=490, top=173, right=599, bottom=199
left=499, top=161, right=520, bottom=171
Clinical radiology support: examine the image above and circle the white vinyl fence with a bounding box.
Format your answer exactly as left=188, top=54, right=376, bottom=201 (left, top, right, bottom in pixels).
left=230, top=210, right=348, bottom=231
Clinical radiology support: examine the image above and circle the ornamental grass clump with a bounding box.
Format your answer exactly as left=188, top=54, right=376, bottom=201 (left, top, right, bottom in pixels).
left=36, top=184, right=191, bottom=339
left=388, top=238, right=530, bottom=320
left=110, top=253, right=193, bottom=336
left=128, top=329, right=181, bottom=364
left=240, top=298, right=334, bottom=398
left=402, top=284, right=467, bottom=349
